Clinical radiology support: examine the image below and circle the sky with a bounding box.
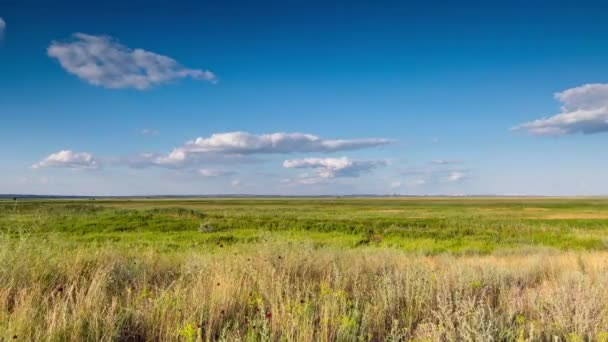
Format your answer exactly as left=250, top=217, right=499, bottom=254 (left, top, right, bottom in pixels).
left=2, top=0, right=608, bottom=196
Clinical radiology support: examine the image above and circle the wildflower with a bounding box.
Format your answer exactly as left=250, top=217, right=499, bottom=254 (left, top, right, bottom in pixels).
left=265, top=311, right=272, bottom=319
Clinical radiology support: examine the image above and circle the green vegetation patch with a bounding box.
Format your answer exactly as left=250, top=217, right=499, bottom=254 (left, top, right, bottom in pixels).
left=1, top=198, right=608, bottom=254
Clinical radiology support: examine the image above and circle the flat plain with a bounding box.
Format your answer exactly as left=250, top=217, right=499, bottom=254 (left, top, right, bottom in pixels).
left=2, top=197, right=608, bottom=341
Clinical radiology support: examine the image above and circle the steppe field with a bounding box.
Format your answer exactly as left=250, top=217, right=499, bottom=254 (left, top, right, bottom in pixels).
left=2, top=197, right=608, bottom=341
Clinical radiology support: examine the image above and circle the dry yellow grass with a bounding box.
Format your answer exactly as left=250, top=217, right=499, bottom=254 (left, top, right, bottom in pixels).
left=2, top=237, right=608, bottom=341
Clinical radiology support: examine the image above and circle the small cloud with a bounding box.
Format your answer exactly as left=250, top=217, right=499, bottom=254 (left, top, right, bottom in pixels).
left=139, top=128, right=159, bottom=136
left=198, top=168, right=235, bottom=177
left=0, top=18, right=5, bottom=39
left=446, top=171, right=466, bottom=182
left=33, top=150, right=100, bottom=170
left=390, top=179, right=426, bottom=189
left=283, top=157, right=387, bottom=178
left=48, top=33, right=217, bottom=89
left=281, top=173, right=329, bottom=186
left=400, top=163, right=469, bottom=186
left=407, top=179, right=427, bottom=186
left=231, top=179, right=241, bottom=187
left=513, top=83, right=608, bottom=136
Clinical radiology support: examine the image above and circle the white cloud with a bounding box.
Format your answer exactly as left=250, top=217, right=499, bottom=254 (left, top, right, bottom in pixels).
left=183, top=132, right=390, bottom=155
left=399, top=163, right=468, bottom=186
left=513, top=83, right=608, bottom=135
left=390, top=181, right=402, bottom=189
left=231, top=180, right=241, bottom=187
left=33, top=150, right=99, bottom=170
left=47, top=33, right=217, bottom=89
left=406, top=179, right=427, bottom=187
left=283, top=157, right=386, bottom=178
left=390, top=179, right=427, bottom=189
left=0, top=18, right=5, bottom=39
left=281, top=174, right=330, bottom=187
left=198, top=168, right=234, bottom=177
left=136, top=131, right=393, bottom=168
left=446, top=171, right=466, bottom=182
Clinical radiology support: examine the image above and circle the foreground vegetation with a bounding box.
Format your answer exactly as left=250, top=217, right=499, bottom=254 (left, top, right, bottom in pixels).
left=2, top=198, right=608, bottom=340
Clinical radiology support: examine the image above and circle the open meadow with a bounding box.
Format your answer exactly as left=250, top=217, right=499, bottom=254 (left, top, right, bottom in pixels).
left=2, top=197, right=608, bottom=341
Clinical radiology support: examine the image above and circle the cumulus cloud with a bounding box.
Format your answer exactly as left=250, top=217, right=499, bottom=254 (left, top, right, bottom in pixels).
left=513, top=83, right=608, bottom=135
left=283, top=157, right=386, bottom=178
left=32, top=150, right=99, bottom=170
left=183, top=132, right=390, bottom=155
left=47, top=33, right=217, bottom=89
left=0, top=18, right=5, bottom=39
left=135, top=132, right=392, bottom=168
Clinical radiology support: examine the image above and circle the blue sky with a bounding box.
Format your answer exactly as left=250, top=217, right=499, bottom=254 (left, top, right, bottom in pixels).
left=2, top=1, right=608, bottom=195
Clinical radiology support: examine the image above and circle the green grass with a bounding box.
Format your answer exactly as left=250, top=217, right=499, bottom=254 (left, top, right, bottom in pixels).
left=4, top=198, right=608, bottom=340
left=2, top=197, right=608, bottom=254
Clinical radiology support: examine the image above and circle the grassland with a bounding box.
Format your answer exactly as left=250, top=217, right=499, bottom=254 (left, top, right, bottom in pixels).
left=2, top=197, right=608, bottom=340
